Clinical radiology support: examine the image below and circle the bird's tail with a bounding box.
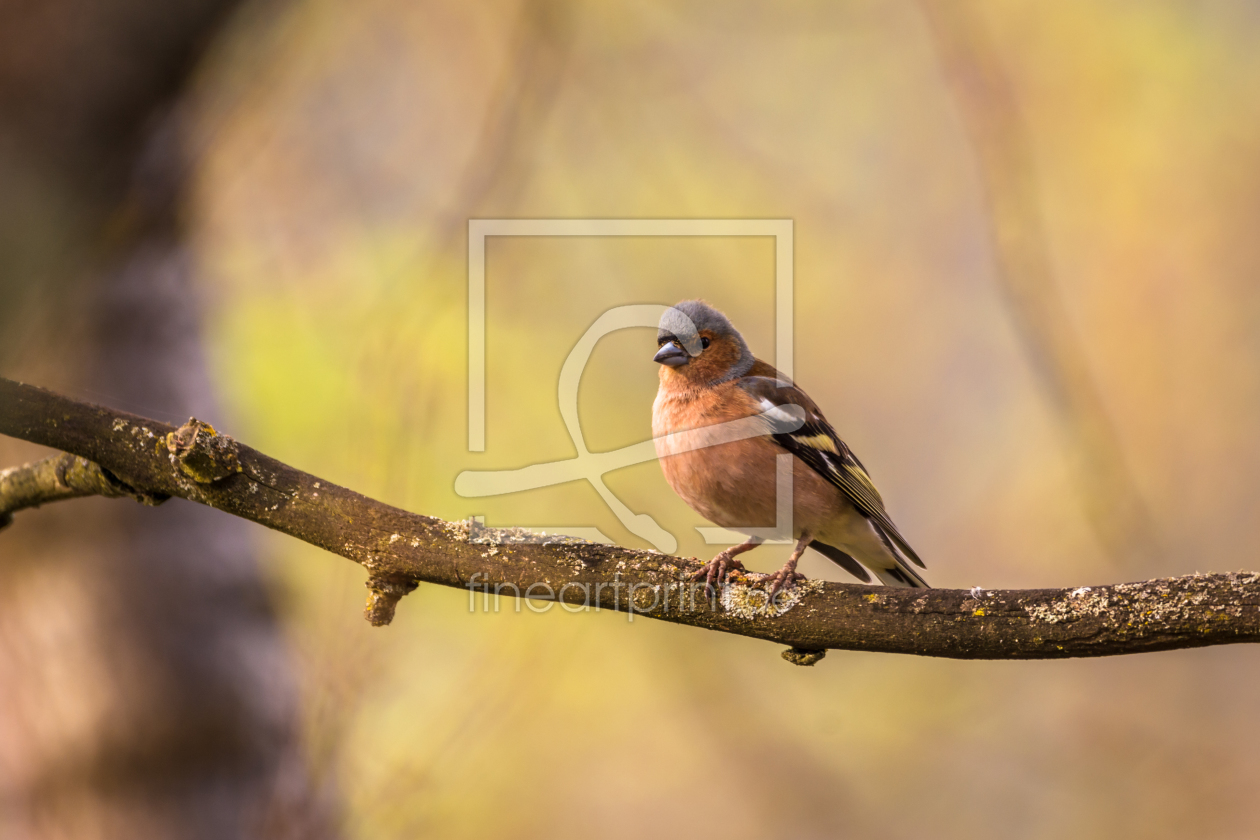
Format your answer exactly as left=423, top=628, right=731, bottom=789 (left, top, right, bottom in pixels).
left=810, top=541, right=872, bottom=583
left=870, top=527, right=930, bottom=588
left=813, top=540, right=930, bottom=588
left=872, top=562, right=930, bottom=588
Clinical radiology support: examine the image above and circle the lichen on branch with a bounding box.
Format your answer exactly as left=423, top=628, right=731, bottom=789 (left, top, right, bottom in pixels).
left=2, top=375, right=1259, bottom=662
left=0, top=451, right=167, bottom=529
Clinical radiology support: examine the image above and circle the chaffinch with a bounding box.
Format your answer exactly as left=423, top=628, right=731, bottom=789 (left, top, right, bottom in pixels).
left=652, top=300, right=929, bottom=596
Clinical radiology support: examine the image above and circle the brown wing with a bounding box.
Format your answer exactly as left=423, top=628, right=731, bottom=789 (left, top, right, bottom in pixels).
left=737, top=373, right=925, bottom=569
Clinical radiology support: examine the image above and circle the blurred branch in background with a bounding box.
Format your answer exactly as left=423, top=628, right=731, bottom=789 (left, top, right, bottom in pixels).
left=356, top=0, right=577, bottom=481
left=917, top=1, right=1158, bottom=567
left=4, top=377, right=1258, bottom=661
left=438, top=0, right=575, bottom=237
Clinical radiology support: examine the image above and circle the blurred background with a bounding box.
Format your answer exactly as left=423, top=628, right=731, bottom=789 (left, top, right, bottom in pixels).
left=3, top=0, right=1260, bottom=838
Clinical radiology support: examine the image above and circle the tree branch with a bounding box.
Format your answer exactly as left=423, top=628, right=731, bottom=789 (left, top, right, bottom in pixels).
left=0, top=452, right=159, bottom=529
left=2, top=375, right=1258, bottom=663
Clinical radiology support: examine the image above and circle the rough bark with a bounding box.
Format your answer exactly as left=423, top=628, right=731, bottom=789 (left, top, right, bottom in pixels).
left=4, top=377, right=1258, bottom=664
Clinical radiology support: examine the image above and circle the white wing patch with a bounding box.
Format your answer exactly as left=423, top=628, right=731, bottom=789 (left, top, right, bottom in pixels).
left=758, top=399, right=804, bottom=429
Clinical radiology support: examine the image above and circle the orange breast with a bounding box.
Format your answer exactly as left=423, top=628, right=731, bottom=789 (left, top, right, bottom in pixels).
left=652, top=381, right=848, bottom=537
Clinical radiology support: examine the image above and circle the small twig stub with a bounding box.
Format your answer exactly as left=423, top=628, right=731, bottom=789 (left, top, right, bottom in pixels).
left=166, top=418, right=243, bottom=484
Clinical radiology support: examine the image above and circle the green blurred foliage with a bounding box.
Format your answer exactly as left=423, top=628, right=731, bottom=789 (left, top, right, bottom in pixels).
left=189, top=1, right=1260, bottom=837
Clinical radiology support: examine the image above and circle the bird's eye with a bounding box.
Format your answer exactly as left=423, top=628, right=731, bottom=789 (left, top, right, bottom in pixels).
left=701, top=337, right=711, bottom=349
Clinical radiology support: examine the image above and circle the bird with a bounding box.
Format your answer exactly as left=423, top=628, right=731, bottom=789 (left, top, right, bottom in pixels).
left=651, top=299, right=928, bottom=596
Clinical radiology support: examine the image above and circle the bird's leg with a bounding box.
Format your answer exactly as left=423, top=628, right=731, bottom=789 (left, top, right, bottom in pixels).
left=764, top=534, right=812, bottom=600
left=689, top=536, right=762, bottom=594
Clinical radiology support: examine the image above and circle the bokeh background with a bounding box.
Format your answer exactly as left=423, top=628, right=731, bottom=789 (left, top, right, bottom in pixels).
left=4, top=1, right=1260, bottom=838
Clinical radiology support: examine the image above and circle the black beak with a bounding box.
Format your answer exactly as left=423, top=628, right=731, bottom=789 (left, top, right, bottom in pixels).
left=653, top=341, right=689, bottom=367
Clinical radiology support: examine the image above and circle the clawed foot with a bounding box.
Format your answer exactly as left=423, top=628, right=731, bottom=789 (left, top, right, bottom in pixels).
left=762, top=563, right=807, bottom=600
left=689, top=550, right=749, bottom=595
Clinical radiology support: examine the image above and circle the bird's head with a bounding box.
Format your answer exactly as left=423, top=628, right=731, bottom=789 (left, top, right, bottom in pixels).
left=654, top=300, right=755, bottom=385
